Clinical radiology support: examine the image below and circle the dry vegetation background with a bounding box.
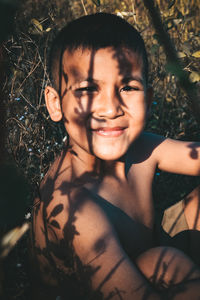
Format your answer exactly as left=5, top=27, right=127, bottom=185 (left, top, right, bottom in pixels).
left=5, top=0, right=200, bottom=209
left=0, top=0, right=200, bottom=299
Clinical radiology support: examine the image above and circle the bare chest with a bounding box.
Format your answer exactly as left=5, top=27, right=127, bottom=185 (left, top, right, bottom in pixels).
left=87, top=167, right=156, bottom=259
left=95, top=160, right=155, bottom=223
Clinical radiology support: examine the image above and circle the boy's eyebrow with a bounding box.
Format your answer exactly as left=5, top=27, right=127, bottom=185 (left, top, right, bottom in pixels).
left=121, top=75, right=144, bottom=85
left=80, top=77, right=97, bottom=83
left=72, top=77, right=99, bottom=85
left=72, top=76, right=144, bottom=85
left=68, top=77, right=98, bottom=91
left=67, top=66, right=98, bottom=84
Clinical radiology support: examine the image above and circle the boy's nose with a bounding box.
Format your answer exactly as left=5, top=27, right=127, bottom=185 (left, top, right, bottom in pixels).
left=95, top=90, right=124, bottom=119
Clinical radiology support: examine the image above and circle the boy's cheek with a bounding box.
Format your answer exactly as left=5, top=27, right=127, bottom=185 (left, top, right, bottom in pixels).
left=64, top=114, right=91, bottom=129
left=127, top=103, right=147, bottom=121
left=62, top=101, right=91, bottom=123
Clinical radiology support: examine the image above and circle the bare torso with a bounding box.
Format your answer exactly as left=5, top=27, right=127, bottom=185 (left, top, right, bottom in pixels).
left=31, top=132, right=164, bottom=298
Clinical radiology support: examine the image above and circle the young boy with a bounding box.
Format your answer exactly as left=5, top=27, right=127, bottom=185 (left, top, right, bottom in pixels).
left=31, top=13, right=200, bottom=299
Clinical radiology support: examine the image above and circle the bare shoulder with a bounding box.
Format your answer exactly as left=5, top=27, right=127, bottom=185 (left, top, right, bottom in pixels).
left=33, top=149, right=73, bottom=233
left=136, top=132, right=200, bottom=175
left=128, top=131, right=166, bottom=164
left=40, top=148, right=71, bottom=194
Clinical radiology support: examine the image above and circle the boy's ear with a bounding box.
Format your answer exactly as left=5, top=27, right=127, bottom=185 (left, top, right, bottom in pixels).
left=146, top=86, right=153, bottom=116
left=44, top=86, right=62, bottom=122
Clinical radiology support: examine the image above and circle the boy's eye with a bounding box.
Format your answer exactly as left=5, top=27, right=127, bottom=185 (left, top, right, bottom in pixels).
left=77, top=86, right=96, bottom=92
left=74, top=86, right=98, bottom=97
left=120, top=85, right=140, bottom=92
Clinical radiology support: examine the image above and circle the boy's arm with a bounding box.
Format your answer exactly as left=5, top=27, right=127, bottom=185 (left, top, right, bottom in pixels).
left=154, top=137, right=200, bottom=175
left=70, top=188, right=200, bottom=299
left=71, top=188, right=159, bottom=300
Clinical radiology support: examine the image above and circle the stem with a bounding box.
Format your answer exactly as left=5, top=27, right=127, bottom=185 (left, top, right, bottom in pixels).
left=80, top=0, right=87, bottom=15
left=143, top=0, right=200, bottom=124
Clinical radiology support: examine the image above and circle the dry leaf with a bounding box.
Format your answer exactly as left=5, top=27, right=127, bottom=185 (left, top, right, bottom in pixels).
left=31, top=18, right=43, bottom=32
left=0, top=223, right=29, bottom=258
left=173, top=19, right=182, bottom=26
left=166, top=97, right=172, bottom=102
left=192, top=50, right=200, bottom=58
left=189, top=71, right=200, bottom=83
left=177, top=51, right=186, bottom=58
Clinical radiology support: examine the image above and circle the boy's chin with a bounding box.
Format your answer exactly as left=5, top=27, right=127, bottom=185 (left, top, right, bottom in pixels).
left=94, top=148, right=127, bottom=161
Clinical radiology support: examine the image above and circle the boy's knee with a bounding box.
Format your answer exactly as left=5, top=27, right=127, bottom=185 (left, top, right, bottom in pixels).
left=184, top=186, right=200, bottom=230
left=136, top=246, right=200, bottom=288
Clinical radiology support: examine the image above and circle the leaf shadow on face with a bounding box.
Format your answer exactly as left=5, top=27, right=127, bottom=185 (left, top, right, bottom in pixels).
left=30, top=48, right=200, bottom=300
left=60, top=47, right=142, bottom=162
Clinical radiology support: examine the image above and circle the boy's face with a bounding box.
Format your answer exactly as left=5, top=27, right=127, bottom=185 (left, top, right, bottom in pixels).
left=46, top=47, right=152, bottom=161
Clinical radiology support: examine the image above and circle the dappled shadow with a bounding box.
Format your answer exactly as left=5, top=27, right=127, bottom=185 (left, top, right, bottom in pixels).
left=184, top=185, right=200, bottom=230
left=30, top=45, right=200, bottom=300
left=160, top=186, right=200, bottom=267
left=187, top=142, right=200, bottom=160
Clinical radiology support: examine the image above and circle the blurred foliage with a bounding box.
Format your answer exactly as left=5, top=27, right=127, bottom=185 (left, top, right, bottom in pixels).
left=0, top=0, right=18, bottom=44
left=0, top=163, right=31, bottom=230
left=1, top=1, right=200, bottom=299
left=3, top=0, right=200, bottom=213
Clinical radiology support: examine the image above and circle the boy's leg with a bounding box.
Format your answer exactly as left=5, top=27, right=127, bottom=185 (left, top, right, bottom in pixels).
left=161, top=185, right=200, bottom=235
left=161, top=185, right=200, bottom=266
left=136, top=246, right=200, bottom=299
left=184, top=185, right=200, bottom=230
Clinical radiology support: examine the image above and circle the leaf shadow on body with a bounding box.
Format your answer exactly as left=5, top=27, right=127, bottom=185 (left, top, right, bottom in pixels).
left=30, top=47, right=200, bottom=300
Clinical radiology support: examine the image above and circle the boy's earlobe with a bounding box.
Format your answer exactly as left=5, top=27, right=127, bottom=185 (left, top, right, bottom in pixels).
left=44, top=86, right=62, bottom=122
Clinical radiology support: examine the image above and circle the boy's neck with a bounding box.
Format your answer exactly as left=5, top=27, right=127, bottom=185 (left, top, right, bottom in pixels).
left=68, top=146, right=127, bottom=182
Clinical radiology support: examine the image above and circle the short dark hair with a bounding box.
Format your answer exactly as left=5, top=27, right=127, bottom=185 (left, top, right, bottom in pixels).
left=49, top=13, right=148, bottom=92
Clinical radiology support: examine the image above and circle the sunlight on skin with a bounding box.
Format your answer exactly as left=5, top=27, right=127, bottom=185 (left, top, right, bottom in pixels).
left=60, top=48, right=150, bottom=173
left=35, top=44, right=200, bottom=300
left=184, top=186, right=200, bottom=230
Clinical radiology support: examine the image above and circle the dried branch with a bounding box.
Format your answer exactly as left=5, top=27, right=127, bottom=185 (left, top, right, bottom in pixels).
left=80, top=0, right=87, bottom=15
left=143, top=0, right=200, bottom=125
left=0, top=222, right=29, bottom=259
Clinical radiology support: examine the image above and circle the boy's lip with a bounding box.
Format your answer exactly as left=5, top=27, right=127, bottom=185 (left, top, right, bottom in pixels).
left=91, top=127, right=126, bottom=137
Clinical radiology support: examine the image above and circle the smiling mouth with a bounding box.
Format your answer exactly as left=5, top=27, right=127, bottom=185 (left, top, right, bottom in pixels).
left=92, top=127, right=126, bottom=137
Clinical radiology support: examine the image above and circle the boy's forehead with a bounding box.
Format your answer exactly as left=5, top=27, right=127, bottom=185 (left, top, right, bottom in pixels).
left=62, top=47, right=144, bottom=81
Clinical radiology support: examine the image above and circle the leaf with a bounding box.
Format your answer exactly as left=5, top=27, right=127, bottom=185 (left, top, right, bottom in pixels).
left=153, top=34, right=160, bottom=41
left=192, top=51, right=200, bottom=58
left=151, top=44, right=159, bottom=54
left=173, top=19, right=182, bottom=26
left=49, top=204, right=64, bottom=218
left=50, top=220, right=60, bottom=229
left=165, top=63, right=183, bottom=77
left=31, top=18, right=43, bottom=32
left=46, top=27, right=51, bottom=32
left=91, top=0, right=100, bottom=7
left=177, top=51, right=186, bottom=58
left=166, top=97, right=172, bottom=102
left=168, top=0, right=176, bottom=9
left=189, top=71, right=200, bottom=83
left=182, top=42, right=192, bottom=55
left=1, top=223, right=29, bottom=258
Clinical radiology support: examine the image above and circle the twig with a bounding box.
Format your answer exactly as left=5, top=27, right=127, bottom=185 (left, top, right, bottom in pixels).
left=131, top=0, right=139, bottom=30
left=80, top=0, right=87, bottom=15
left=19, top=92, right=36, bottom=110
left=143, top=0, right=200, bottom=125
left=0, top=222, right=29, bottom=258
left=38, top=37, right=49, bottom=107
left=18, top=59, right=41, bottom=91
left=6, top=117, right=27, bottom=131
